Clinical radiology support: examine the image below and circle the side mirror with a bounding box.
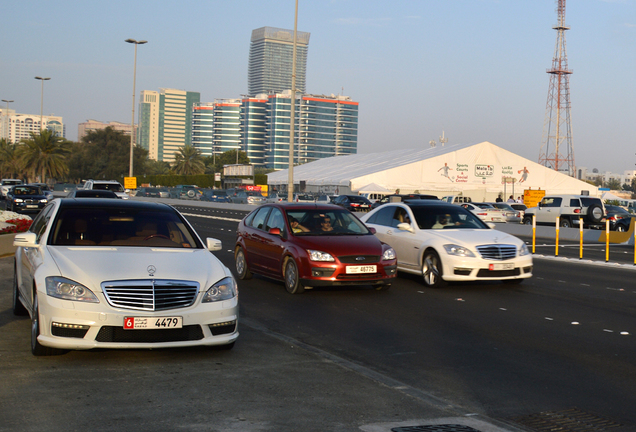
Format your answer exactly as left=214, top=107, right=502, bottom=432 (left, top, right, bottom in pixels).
left=268, top=227, right=282, bottom=236
left=13, top=232, right=38, bottom=248
left=206, top=237, right=222, bottom=252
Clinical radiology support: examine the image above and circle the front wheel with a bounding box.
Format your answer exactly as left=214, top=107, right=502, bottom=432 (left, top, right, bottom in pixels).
left=559, top=218, right=571, bottom=228
left=31, top=293, right=65, bottom=356
left=422, top=250, right=446, bottom=288
left=523, top=216, right=533, bottom=225
left=284, top=259, right=305, bottom=294
left=616, top=224, right=627, bottom=232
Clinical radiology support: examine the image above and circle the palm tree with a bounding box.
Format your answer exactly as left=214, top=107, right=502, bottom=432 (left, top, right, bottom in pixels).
left=0, top=138, right=24, bottom=179
left=172, top=145, right=205, bottom=175
left=18, top=130, right=71, bottom=183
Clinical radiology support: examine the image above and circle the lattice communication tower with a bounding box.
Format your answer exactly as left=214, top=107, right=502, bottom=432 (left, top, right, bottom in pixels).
left=538, top=0, right=575, bottom=176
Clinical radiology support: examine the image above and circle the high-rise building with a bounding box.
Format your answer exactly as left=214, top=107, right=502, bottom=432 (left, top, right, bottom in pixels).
left=191, top=103, right=215, bottom=157
left=210, top=99, right=242, bottom=159
left=248, top=26, right=310, bottom=96
left=0, top=109, right=64, bottom=142
left=138, top=88, right=200, bottom=162
left=264, top=91, right=358, bottom=170
left=240, top=96, right=268, bottom=167
left=78, top=120, right=136, bottom=142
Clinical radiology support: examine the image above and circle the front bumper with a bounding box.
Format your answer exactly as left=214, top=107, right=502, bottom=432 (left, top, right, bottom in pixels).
left=36, top=293, right=239, bottom=350
left=299, top=261, right=397, bottom=287
left=441, top=254, right=533, bottom=282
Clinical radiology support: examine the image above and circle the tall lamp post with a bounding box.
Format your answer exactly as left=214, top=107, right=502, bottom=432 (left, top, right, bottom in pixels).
left=1, top=99, right=13, bottom=141
left=125, top=38, right=147, bottom=178
left=34, top=77, right=50, bottom=131
left=287, top=0, right=299, bottom=202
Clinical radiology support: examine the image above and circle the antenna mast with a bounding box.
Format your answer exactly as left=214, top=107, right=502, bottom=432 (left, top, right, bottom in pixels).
left=538, top=0, right=575, bottom=176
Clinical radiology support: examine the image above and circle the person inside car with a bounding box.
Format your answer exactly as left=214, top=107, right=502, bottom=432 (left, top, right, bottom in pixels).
left=432, top=214, right=457, bottom=229
left=289, top=217, right=309, bottom=234
left=320, top=216, right=334, bottom=232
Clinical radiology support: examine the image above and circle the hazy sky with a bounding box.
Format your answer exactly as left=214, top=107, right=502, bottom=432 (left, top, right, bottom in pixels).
left=2, top=0, right=634, bottom=172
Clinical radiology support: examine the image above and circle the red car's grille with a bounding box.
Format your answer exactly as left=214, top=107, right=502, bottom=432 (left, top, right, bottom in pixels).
left=338, top=255, right=380, bottom=264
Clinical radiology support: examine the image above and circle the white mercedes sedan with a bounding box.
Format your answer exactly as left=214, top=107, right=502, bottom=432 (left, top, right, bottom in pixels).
left=13, top=198, right=238, bottom=356
left=360, top=201, right=532, bottom=287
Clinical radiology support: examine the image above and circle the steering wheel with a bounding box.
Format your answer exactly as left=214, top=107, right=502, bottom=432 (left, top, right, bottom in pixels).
left=144, top=234, right=170, bottom=241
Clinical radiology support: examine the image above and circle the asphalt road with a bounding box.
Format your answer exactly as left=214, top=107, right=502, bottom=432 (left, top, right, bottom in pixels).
left=179, top=205, right=636, bottom=429
left=2, top=202, right=635, bottom=431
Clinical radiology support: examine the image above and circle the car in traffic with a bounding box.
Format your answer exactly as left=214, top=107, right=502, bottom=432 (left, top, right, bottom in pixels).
left=294, top=194, right=315, bottom=203
left=370, top=193, right=439, bottom=209
left=485, top=202, right=522, bottom=223
left=332, top=195, right=372, bottom=212
left=66, top=190, right=119, bottom=199
left=12, top=198, right=238, bottom=356
left=1, top=178, right=23, bottom=199
left=459, top=202, right=508, bottom=223
left=265, top=192, right=286, bottom=203
left=134, top=187, right=162, bottom=198
left=246, top=191, right=266, bottom=205
left=170, top=185, right=203, bottom=200
left=201, top=189, right=232, bottom=203
left=5, top=185, right=48, bottom=213
left=235, top=203, right=397, bottom=294
left=509, top=203, right=527, bottom=219
left=28, top=183, right=55, bottom=201
left=605, top=205, right=635, bottom=231
left=523, top=194, right=605, bottom=228
left=82, top=179, right=129, bottom=199
left=360, top=201, right=533, bottom=287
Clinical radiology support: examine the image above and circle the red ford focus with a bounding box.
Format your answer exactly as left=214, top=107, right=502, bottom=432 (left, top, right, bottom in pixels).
left=235, top=203, right=397, bottom=293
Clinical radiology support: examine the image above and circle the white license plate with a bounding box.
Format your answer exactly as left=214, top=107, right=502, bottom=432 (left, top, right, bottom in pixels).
left=26, top=205, right=38, bottom=208
left=346, top=265, right=377, bottom=274
left=489, top=263, right=515, bottom=271
left=123, top=316, right=182, bottom=330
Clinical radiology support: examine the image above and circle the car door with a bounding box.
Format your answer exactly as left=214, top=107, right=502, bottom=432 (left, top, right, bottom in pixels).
left=259, top=208, right=287, bottom=275
left=536, top=197, right=562, bottom=224
left=242, top=207, right=271, bottom=272
left=366, top=205, right=420, bottom=269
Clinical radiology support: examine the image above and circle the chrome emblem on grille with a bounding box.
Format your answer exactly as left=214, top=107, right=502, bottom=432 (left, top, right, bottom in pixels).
left=147, top=265, right=156, bottom=276
left=356, top=257, right=366, bottom=261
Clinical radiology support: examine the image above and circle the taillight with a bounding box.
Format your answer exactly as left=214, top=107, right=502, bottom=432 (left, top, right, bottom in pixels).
left=574, top=209, right=581, bottom=213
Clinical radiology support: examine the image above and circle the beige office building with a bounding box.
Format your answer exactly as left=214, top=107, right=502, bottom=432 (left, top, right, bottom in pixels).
left=77, top=120, right=137, bottom=142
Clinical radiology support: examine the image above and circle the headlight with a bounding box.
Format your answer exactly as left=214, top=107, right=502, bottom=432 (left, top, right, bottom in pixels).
left=14, top=198, right=24, bottom=203
left=45, top=277, right=99, bottom=303
left=202, top=276, right=237, bottom=303
left=519, top=243, right=530, bottom=256
left=307, top=249, right=335, bottom=262
left=40, top=199, right=48, bottom=203
left=443, top=244, right=475, bottom=257
left=382, top=247, right=396, bottom=261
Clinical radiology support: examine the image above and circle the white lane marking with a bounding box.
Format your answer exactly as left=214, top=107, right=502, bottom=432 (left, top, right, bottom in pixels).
left=182, top=212, right=242, bottom=222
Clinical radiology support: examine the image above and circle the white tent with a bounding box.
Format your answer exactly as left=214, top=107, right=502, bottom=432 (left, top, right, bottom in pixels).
left=355, top=182, right=394, bottom=194
left=267, top=141, right=599, bottom=200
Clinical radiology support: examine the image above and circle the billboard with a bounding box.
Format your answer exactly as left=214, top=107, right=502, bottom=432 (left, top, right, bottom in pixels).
left=223, top=164, right=254, bottom=176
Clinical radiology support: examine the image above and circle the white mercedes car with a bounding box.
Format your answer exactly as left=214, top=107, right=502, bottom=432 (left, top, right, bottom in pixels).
left=13, top=198, right=238, bottom=356
left=360, top=201, right=532, bottom=287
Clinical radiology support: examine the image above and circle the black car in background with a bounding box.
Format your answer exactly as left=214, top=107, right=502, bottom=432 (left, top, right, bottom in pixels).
left=606, top=205, right=635, bottom=231
left=370, top=193, right=439, bottom=209
left=201, top=189, right=232, bottom=203
left=135, top=187, right=162, bottom=198
left=332, top=195, right=372, bottom=212
left=6, top=185, right=48, bottom=213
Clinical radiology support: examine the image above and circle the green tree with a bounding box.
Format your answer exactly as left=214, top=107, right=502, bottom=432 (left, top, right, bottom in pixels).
left=18, top=130, right=71, bottom=183
left=606, top=178, right=622, bottom=190
left=172, top=145, right=205, bottom=175
left=0, top=138, right=24, bottom=179
left=144, top=159, right=172, bottom=175
left=204, top=150, right=250, bottom=174
left=67, top=127, right=148, bottom=182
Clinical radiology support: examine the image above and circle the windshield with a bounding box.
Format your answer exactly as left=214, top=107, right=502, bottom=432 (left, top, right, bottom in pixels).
left=3, top=180, right=22, bottom=186
left=49, top=207, right=201, bottom=248
left=286, top=209, right=369, bottom=235
left=13, top=186, right=42, bottom=195
left=410, top=205, right=488, bottom=230
left=93, top=183, right=124, bottom=192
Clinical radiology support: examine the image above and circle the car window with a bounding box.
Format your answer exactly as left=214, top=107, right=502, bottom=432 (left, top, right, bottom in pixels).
left=285, top=209, right=369, bottom=235
left=29, top=203, right=56, bottom=242
left=410, top=205, right=487, bottom=230
left=569, top=198, right=581, bottom=207
left=249, top=207, right=271, bottom=230
left=265, top=208, right=285, bottom=232
left=391, top=207, right=411, bottom=227
left=580, top=198, right=600, bottom=207
left=368, top=206, right=396, bottom=227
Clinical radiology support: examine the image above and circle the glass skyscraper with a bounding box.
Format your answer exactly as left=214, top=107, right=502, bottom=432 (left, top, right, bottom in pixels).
left=248, top=26, right=310, bottom=96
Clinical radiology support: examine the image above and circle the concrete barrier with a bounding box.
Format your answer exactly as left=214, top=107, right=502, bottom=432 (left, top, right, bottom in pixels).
left=0, top=233, right=17, bottom=258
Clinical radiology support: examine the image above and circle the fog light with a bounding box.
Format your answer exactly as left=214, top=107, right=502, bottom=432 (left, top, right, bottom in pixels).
left=52, top=322, right=90, bottom=330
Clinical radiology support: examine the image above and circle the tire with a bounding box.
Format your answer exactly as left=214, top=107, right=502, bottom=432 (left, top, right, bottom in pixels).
left=284, top=259, right=305, bottom=294
left=31, top=292, right=65, bottom=356
left=523, top=216, right=533, bottom=225
left=559, top=218, right=571, bottom=228
left=586, top=204, right=603, bottom=225
left=616, top=224, right=627, bottom=232
left=422, top=250, right=446, bottom=288
left=13, top=268, right=28, bottom=316
left=234, top=248, right=252, bottom=280
left=187, top=190, right=195, bottom=198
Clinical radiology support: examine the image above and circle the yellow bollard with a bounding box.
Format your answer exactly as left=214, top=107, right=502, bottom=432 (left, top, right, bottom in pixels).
left=555, top=216, right=560, bottom=257
left=532, top=215, right=536, bottom=254
left=606, top=220, right=610, bottom=262
left=579, top=217, right=583, bottom=259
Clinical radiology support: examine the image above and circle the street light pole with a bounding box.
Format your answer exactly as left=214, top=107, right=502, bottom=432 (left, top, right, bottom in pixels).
left=34, top=77, right=50, bottom=131
left=125, top=38, right=147, bottom=178
left=287, top=0, right=299, bottom=202
left=1, top=99, right=13, bottom=141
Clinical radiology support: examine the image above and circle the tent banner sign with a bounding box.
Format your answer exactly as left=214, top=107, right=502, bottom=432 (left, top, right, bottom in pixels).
left=474, top=164, right=494, bottom=177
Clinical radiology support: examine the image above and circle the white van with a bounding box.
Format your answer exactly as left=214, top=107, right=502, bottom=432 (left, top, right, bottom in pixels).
left=359, top=193, right=385, bottom=203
